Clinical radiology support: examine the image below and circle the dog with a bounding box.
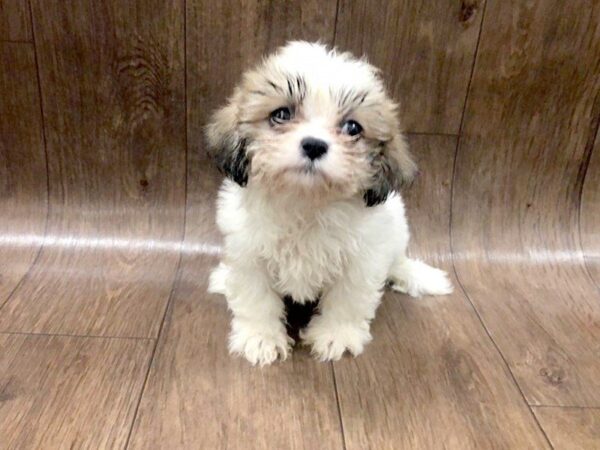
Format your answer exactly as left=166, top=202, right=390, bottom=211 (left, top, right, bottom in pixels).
left=206, top=41, right=453, bottom=366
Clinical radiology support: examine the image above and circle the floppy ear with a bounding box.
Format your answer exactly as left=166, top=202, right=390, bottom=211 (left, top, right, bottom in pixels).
left=205, top=90, right=250, bottom=186
left=363, top=133, right=417, bottom=207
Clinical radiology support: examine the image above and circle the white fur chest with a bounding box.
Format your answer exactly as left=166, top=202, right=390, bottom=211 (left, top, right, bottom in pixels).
left=262, top=218, right=353, bottom=302
left=244, top=197, right=364, bottom=302
left=217, top=182, right=369, bottom=302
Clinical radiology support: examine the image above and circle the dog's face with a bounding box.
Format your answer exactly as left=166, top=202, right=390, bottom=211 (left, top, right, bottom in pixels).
left=206, top=41, right=416, bottom=206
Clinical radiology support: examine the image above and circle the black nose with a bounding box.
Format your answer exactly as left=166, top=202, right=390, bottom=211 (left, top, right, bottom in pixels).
left=301, top=137, right=328, bottom=161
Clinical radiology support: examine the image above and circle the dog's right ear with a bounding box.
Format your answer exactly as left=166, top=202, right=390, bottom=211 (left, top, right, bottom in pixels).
left=205, top=90, right=250, bottom=187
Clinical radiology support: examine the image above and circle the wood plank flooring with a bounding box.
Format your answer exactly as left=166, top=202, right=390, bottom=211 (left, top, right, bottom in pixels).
left=1, top=0, right=599, bottom=448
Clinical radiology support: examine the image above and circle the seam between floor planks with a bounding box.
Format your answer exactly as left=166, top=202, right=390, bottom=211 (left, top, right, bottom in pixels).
left=0, top=15, right=51, bottom=312
left=0, top=331, right=154, bottom=342
left=330, top=362, right=348, bottom=450
left=534, top=405, right=600, bottom=410
left=445, top=0, right=551, bottom=445
left=123, top=2, right=190, bottom=443
left=578, top=109, right=600, bottom=291
left=449, top=265, right=554, bottom=447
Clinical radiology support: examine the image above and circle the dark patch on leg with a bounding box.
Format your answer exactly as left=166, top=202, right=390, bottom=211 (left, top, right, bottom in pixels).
left=284, top=295, right=319, bottom=342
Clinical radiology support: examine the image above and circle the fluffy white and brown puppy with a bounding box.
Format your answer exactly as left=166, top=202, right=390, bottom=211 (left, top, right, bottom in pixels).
left=207, top=41, right=452, bottom=366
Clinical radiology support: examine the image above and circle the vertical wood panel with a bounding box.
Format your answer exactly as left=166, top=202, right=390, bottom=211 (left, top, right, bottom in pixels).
left=335, top=0, right=485, bottom=134
left=0, top=334, right=152, bottom=448
left=452, top=0, right=600, bottom=406
left=0, top=0, right=31, bottom=41
left=581, top=128, right=600, bottom=284
left=332, top=136, right=548, bottom=449
left=0, top=0, right=186, bottom=337
left=0, top=43, right=47, bottom=307
left=533, top=407, right=600, bottom=449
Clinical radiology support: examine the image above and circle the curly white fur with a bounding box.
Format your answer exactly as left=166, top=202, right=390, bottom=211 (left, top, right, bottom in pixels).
left=206, top=42, right=453, bottom=365
left=209, top=181, right=452, bottom=365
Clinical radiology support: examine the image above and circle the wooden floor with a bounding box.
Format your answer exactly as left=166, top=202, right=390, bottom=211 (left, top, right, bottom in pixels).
left=1, top=1, right=600, bottom=449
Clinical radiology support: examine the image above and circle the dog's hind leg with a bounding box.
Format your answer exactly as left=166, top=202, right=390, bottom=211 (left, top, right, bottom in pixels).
left=387, top=257, right=453, bottom=298
left=208, top=262, right=229, bottom=295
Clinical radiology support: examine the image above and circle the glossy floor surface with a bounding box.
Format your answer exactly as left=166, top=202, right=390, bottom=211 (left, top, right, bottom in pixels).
left=1, top=1, right=600, bottom=449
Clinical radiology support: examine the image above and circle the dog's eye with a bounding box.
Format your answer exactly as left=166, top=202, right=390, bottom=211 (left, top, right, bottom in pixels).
left=341, top=120, right=363, bottom=136
left=269, top=107, right=292, bottom=125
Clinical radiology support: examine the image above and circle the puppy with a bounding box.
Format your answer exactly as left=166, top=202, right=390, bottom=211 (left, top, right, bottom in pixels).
left=206, top=41, right=453, bottom=366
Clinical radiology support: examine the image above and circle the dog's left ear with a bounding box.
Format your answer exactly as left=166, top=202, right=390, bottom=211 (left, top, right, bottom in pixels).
left=363, top=133, right=417, bottom=207
left=205, top=89, right=250, bottom=186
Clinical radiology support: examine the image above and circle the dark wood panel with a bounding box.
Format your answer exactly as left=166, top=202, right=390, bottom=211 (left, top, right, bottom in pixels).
left=452, top=0, right=600, bottom=406
left=335, top=0, right=485, bottom=134
left=0, top=334, right=152, bottom=448
left=534, top=407, right=600, bottom=449
left=333, top=136, right=548, bottom=449
left=0, top=0, right=186, bottom=337
left=0, top=0, right=31, bottom=41
left=0, top=43, right=47, bottom=307
left=581, top=128, right=600, bottom=284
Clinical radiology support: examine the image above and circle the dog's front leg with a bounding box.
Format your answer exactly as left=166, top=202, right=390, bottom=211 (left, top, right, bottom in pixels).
left=301, top=265, right=384, bottom=361
left=224, top=263, right=292, bottom=366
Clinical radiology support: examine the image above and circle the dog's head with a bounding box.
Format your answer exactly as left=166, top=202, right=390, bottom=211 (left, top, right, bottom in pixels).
left=206, top=41, right=416, bottom=206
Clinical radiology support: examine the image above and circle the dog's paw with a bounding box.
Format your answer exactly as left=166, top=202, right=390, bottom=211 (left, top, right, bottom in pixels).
left=301, top=317, right=372, bottom=361
left=389, top=259, right=454, bottom=298
left=229, top=321, right=293, bottom=366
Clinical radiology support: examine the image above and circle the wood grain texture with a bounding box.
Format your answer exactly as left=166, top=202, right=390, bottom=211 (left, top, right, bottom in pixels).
left=533, top=407, right=600, bottom=450
left=0, top=0, right=186, bottom=337
left=128, top=5, right=344, bottom=447
left=581, top=128, right=600, bottom=284
left=452, top=0, right=600, bottom=406
left=0, top=333, right=152, bottom=449
left=0, top=0, right=31, bottom=41
left=0, top=43, right=47, bottom=307
left=332, top=136, right=548, bottom=449
left=335, top=0, right=485, bottom=134
left=127, top=253, right=344, bottom=450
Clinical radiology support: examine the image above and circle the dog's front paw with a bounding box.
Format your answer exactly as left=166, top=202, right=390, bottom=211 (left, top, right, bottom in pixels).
left=301, top=317, right=372, bottom=361
left=229, top=320, right=293, bottom=366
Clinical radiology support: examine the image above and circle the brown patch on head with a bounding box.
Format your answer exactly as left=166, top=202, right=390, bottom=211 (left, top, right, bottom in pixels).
left=206, top=41, right=416, bottom=204
left=354, top=96, right=417, bottom=206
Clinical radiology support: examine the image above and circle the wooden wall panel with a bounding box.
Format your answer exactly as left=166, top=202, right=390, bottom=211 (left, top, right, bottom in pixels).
left=0, top=0, right=186, bottom=337
left=0, top=43, right=47, bottom=307
left=581, top=129, right=600, bottom=284
left=533, top=407, right=600, bottom=449
left=452, top=0, right=600, bottom=406
left=332, top=136, right=548, bottom=449
left=335, top=0, right=485, bottom=134
left=0, top=334, right=152, bottom=448
left=0, top=0, right=31, bottom=41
